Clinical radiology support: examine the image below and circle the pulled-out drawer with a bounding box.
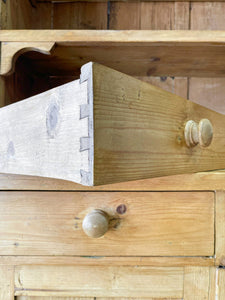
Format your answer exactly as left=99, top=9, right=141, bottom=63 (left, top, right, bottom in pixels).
left=0, top=191, right=214, bottom=256
left=2, top=34, right=225, bottom=187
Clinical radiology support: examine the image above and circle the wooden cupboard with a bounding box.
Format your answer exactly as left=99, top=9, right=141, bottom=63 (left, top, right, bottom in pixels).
left=1, top=0, right=225, bottom=299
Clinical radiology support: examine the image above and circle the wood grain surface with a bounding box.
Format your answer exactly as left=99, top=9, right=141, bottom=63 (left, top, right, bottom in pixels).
left=0, top=266, right=14, bottom=300
left=215, top=191, right=225, bottom=265
left=0, top=1, right=224, bottom=299
left=0, top=255, right=215, bottom=267
left=1, top=32, right=225, bottom=78
left=14, top=265, right=184, bottom=298
left=183, top=267, right=211, bottom=299
left=2, top=62, right=225, bottom=185
left=92, top=63, right=225, bottom=185
left=0, top=77, right=92, bottom=185
left=0, top=191, right=214, bottom=256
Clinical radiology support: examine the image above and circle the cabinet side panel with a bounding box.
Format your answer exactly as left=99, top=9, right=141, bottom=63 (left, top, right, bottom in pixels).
left=0, top=78, right=92, bottom=185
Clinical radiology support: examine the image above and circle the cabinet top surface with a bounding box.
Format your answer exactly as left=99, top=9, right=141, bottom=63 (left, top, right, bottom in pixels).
left=1, top=30, right=225, bottom=42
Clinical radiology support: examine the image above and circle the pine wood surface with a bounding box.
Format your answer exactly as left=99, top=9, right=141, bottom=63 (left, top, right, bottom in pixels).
left=2, top=2, right=225, bottom=190
left=0, top=191, right=214, bottom=256
left=17, top=298, right=94, bottom=300
left=0, top=266, right=14, bottom=300
left=218, top=268, right=225, bottom=299
left=2, top=30, right=225, bottom=43
left=13, top=266, right=218, bottom=299
left=2, top=62, right=225, bottom=185
left=92, top=63, right=225, bottom=185
left=0, top=77, right=92, bottom=185
left=14, top=265, right=184, bottom=298
left=1, top=2, right=225, bottom=299
left=16, top=298, right=181, bottom=300
left=0, top=256, right=215, bottom=267
left=215, top=191, right=225, bottom=266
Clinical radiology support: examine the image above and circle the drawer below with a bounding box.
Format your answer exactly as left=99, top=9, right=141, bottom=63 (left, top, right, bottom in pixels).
left=0, top=191, right=214, bottom=256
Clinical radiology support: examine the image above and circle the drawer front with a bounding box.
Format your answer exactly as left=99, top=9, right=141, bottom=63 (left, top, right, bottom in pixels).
left=10, top=265, right=216, bottom=299
left=14, top=265, right=184, bottom=298
left=1, top=60, right=225, bottom=187
left=0, top=191, right=214, bottom=256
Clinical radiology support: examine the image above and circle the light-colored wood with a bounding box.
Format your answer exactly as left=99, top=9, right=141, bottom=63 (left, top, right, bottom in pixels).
left=0, top=255, right=215, bottom=267
left=82, top=209, right=109, bottom=238
left=183, top=267, right=210, bottom=299
left=17, top=298, right=94, bottom=300
left=0, top=266, right=14, bottom=300
left=184, top=119, right=213, bottom=147
left=198, top=119, right=213, bottom=147
left=92, top=63, right=225, bottom=185
left=0, top=75, right=92, bottom=185
left=208, top=267, right=217, bottom=300
left=0, top=4, right=222, bottom=300
left=184, top=120, right=199, bottom=147
left=14, top=265, right=184, bottom=298
left=16, top=297, right=182, bottom=300
left=0, top=191, right=214, bottom=256
left=97, top=298, right=182, bottom=300
left=2, top=62, right=225, bottom=185
left=1, top=29, right=225, bottom=43
left=215, top=191, right=225, bottom=266
left=0, top=171, right=224, bottom=190
left=1, top=41, right=55, bottom=75
left=218, top=268, right=225, bottom=299
left=2, top=31, right=225, bottom=77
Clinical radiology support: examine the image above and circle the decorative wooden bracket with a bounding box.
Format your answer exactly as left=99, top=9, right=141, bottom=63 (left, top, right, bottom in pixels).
left=0, top=42, right=55, bottom=76
left=0, top=62, right=225, bottom=186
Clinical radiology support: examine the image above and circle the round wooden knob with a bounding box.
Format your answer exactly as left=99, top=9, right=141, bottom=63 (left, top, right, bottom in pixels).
left=198, top=119, right=213, bottom=147
left=184, top=119, right=213, bottom=148
left=82, top=209, right=109, bottom=238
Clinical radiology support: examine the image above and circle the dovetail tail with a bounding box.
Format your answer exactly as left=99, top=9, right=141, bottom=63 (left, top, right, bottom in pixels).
left=80, top=104, right=90, bottom=119
left=80, top=137, right=90, bottom=152
left=80, top=170, right=92, bottom=186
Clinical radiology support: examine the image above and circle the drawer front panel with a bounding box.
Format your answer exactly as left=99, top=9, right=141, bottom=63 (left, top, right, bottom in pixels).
left=14, top=265, right=184, bottom=298
left=0, top=191, right=214, bottom=256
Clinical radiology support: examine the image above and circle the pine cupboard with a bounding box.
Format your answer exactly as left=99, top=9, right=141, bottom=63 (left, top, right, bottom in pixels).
left=1, top=1, right=225, bottom=299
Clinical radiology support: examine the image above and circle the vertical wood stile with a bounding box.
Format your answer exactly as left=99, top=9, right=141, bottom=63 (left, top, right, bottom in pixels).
left=183, top=267, right=210, bottom=299
left=0, top=266, right=14, bottom=300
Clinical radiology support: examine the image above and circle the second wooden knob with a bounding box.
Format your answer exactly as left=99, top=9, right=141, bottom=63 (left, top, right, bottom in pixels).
left=82, top=209, right=109, bottom=238
left=184, top=119, right=213, bottom=148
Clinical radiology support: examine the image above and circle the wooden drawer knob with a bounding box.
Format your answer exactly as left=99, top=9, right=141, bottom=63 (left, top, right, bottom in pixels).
left=82, top=209, right=109, bottom=238
left=184, top=119, right=213, bottom=147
